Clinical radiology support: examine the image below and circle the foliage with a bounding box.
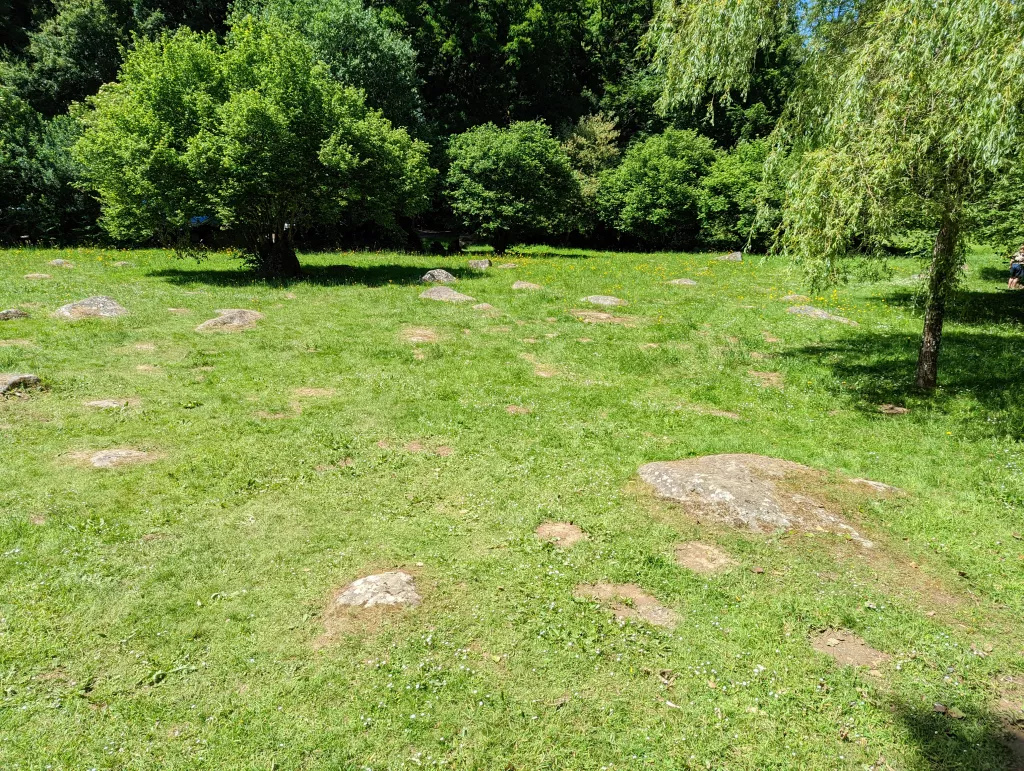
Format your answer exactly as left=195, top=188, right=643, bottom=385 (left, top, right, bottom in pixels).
left=233, top=0, right=422, bottom=130
left=0, top=86, right=97, bottom=243
left=75, top=19, right=435, bottom=275
left=597, top=127, right=716, bottom=248
left=446, top=120, right=580, bottom=251
left=648, top=0, right=1024, bottom=388
left=697, top=138, right=775, bottom=251
left=972, top=158, right=1024, bottom=258
left=369, top=0, right=597, bottom=136
left=0, top=0, right=127, bottom=117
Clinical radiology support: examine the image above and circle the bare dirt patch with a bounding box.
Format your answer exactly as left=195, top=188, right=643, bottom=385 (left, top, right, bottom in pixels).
left=674, top=542, right=737, bottom=574
left=569, top=309, right=636, bottom=326
left=506, top=405, right=532, bottom=415
left=84, top=398, right=139, bottom=409
left=574, top=583, right=678, bottom=628
left=168, top=308, right=190, bottom=314
left=401, top=327, right=440, bottom=344
left=810, top=629, right=890, bottom=668
left=133, top=342, right=157, bottom=351
left=0, top=339, right=33, bottom=347
left=292, top=388, right=335, bottom=398
left=638, top=454, right=881, bottom=546
left=536, top=521, right=588, bottom=548
left=136, top=364, right=160, bottom=373
left=520, top=353, right=559, bottom=378
left=748, top=370, right=784, bottom=389
left=762, top=331, right=782, bottom=343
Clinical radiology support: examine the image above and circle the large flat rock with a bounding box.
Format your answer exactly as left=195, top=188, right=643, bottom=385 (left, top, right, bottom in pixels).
left=638, top=454, right=875, bottom=546
left=335, top=572, right=421, bottom=608
left=420, top=286, right=475, bottom=303
left=54, top=296, right=127, bottom=320
left=786, top=305, right=857, bottom=326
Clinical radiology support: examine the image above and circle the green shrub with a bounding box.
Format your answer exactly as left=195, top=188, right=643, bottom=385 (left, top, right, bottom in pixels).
left=446, top=121, right=580, bottom=252
left=597, top=128, right=717, bottom=249
left=697, top=138, right=773, bottom=251
left=75, top=19, right=435, bottom=277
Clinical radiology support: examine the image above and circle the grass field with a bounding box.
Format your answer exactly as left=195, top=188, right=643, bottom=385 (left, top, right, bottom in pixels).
left=1, top=245, right=1023, bottom=770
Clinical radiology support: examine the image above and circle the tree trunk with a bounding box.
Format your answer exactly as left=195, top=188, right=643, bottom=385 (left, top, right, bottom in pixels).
left=251, top=229, right=301, bottom=278
left=914, top=213, right=961, bottom=391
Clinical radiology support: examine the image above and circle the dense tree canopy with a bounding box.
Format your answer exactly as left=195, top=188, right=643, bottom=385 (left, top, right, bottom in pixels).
left=649, top=0, right=1024, bottom=389
left=75, top=19, right=434, bottom=275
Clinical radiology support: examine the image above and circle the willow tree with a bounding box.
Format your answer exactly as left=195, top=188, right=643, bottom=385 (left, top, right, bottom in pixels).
left=648, top=0, right=1024, bottom=390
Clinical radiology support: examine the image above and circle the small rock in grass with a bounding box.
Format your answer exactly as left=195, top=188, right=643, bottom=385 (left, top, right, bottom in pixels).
left=781, top=294, right=810, bottom=302
left=335, top=571, right=421, bottom=608
left=574, top=583, right=678, bottom=628
left=195, top=309, right=263, bottom=332
left=467, top=259, right=491, bottom=270
left=84, top=399, right=132, bottom=409
left=668, top=278, right=697, bottom=286
left=810, top=629, right=890, bottom=668
left=496, top=263, right=518, bottom=269
left=581, top=295, right=627, bottom=307
left=112, top=261, right=133, bottom=267
left=472, top=303, right=493, bottom=310
left=420, top=286, right=475, bottom=303
left=54, top=296, right=128, bottom=320
left=879, top=404, right=909, bottom=415
left=421, top=269, right=457, bottom=284
left=674, top=542, right=737, bottom=574
left=536, top=521, right=588, bottom=548
left=570, top=309, right=634, bottom=326
left=0, top=373, right=40, bottom=394
left=73, top=449, right=160, bottom=469
left=718, top=251, right=743, bottom=261
left=24, top=274, right=51, bottom=280
left=0, top=339, right=32, bottom=347
left=506, top=405, right=531, bottom=415
left=168, top=308, right=190, bottom=314
left=48, top=259, right=73, bottom=268
left=786, top=305, right=858, bottom=325
left=513, top=281, right=543, bottom=291
left=0, top=309, right=29, bottom=321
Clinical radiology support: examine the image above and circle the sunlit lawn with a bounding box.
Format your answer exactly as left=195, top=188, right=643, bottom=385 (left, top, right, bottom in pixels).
left=1, top=245, right=1023, bottom=769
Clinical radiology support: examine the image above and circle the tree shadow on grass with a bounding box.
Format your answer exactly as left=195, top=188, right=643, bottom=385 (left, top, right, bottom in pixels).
left=889, top=696, right=1024, bottom=770
left=782, top=327, right=1024, bottom=435
left=881, top=288, right=1024, bottom=327
left=147, top=262, right=481, bottom=288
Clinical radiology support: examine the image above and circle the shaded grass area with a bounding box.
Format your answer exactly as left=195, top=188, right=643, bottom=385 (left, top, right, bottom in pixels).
left=1, top=246, right=1023, bottom=769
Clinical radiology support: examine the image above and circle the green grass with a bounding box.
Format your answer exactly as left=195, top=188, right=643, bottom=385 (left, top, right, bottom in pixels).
left=1, top=245, right=1023, bottom=770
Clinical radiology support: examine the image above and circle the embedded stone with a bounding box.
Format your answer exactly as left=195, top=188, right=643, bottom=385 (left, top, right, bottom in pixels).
left=668, top=278, right=697, bottom=286
left=195, top=309, right=264, bottom=332
left=421, top=269, right=457, bottom=284
left=335, top=571, right=421, bottom=608
left=54, top=296, right=127, bottom=320
left=419, top=286, right=475, bottom=303
left=638, top=454, right=874, bottom=546
left=467, top=259, right=491, bottom=270
left=581, top=295, right=627, bottom=307
left=0, top=373, right=40, bottom=394
left=718, top=251, right=743, bottom=261
left=786, top=305, right=858, bottom=326
left=0, top=309, right=29, bottom=321
left=512, top=281, right=543, bottom=291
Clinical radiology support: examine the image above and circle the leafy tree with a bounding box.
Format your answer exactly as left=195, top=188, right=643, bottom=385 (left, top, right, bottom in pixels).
left=597, top=127, right=717, bottom=249
left=233, top=0, right=422, bottom=130
left=75, top=19, right=435, bottom=277
left=0, top=85, right=97, bottom=243
left=697, top=138, right=776, bottom=251
left=371, top=0, right=596, bottom=136
left=648, top=0, right=1024, bottom=390
left=1, top=0, right=127, bottom=116
left=563, top=112, right=620, bottom=235
left=446, top=120, right=580, bottom=252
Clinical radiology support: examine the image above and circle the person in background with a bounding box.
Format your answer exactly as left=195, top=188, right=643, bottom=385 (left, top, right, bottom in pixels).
left=1009, top=246, right=1024, bottom=290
